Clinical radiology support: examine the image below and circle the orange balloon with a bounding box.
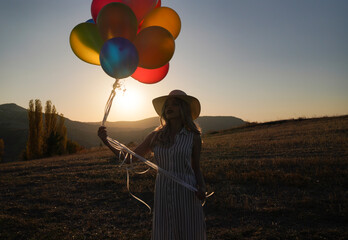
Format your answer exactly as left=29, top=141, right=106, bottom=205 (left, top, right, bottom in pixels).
left=97, top=2, right=138, bottom=42
left=134, top=26, right=175, bottom=69
left=140, top=7, right=181, bottom=39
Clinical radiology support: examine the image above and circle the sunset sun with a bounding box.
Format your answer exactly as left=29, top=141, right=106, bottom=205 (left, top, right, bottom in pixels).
left=114, top=88, right=142, bottom=113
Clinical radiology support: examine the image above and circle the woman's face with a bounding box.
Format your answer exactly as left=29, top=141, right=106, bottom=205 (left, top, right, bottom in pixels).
left=164, top=97, right=181, bottom=120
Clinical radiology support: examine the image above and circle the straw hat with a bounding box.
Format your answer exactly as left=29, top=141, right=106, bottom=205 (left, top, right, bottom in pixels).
left=152, top=90, right=201, bottom=120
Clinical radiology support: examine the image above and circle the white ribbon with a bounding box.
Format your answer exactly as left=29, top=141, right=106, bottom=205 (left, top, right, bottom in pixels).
left=102, top=79, right=120, bottom=127
left=107, top=136, right=198, bottom=192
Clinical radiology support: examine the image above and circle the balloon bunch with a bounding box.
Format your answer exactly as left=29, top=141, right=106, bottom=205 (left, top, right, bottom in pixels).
left=70, top=0, right=181, bottom=84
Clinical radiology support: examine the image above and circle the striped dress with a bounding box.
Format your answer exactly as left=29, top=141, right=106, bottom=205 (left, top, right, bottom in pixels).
left=152, top=128, right=206, bottom=240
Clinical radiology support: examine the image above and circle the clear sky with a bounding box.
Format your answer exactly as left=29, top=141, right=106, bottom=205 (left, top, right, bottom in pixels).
left=0, top=0, right=347, bottom=123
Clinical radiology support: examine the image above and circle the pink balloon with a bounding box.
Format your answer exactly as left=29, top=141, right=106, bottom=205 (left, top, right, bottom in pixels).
left=91, top=0, right=158, bottom=24
left=131, top=63, right=169, bottom=84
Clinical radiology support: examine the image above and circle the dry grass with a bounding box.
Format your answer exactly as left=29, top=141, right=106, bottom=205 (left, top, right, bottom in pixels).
left=1, top=116, right=347, bottom=239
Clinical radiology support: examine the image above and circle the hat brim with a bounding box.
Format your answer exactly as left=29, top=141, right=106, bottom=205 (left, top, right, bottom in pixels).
left=152, top=94, right=201, bottom=120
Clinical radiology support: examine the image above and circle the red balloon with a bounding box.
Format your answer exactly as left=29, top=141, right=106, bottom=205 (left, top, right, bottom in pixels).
left=97, top=2, right=137, bottom=42
left=131, top=63, right=169, bottom=84
left=137, top=20, right=144, bottom=34
left=91, top=0, right=158, bottom=24
left=136, top=0, right=159, bottom=33
left=92, top=0, right=115, bottom=22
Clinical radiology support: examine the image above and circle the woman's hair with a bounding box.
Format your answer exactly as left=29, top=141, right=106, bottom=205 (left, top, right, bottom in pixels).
left=151, top=97, right=201, bottom=148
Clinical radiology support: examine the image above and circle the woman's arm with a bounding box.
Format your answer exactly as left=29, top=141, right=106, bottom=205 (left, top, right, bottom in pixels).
left=98, top=126, right=120, bottom=156
left=192, top=133, right=206, bottom=201
left=133, top=131, right=155, bottom=158
left=98, top=126, right=155, bottom=161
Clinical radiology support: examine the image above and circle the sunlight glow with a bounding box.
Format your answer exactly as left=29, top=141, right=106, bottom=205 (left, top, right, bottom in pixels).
left=113, top=88, right=143, bottom=115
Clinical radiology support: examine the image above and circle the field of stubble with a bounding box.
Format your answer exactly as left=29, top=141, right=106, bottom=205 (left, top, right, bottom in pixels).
left=1, top=116, right=347, bottom=239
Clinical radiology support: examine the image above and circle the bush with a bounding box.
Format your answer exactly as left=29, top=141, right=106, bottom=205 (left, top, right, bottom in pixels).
left=66, top=140, right=81, bottom=154
left=0, top=139, right=4, bottom=162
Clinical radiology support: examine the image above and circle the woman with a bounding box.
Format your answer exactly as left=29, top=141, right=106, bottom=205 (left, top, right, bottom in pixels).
left=98, top=90, right=207, bottom=240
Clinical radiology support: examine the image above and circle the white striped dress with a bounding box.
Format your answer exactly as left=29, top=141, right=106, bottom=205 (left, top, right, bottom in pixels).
left=152, top=128, right=206, bottom=240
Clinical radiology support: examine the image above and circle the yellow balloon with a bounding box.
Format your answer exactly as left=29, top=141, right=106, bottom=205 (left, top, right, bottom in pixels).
left=69, top=23, right=103, bottom=65
left=140, top=7, right=181, bottom=39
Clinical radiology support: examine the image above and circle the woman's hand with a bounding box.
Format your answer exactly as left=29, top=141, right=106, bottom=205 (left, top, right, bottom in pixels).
left=98, top=126, right=120, bottom=157
left=98, top=126, right=108, bottom=144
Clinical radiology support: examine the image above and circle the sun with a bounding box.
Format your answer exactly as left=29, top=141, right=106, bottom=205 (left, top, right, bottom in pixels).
left=114, top=88, right=142, bottom=114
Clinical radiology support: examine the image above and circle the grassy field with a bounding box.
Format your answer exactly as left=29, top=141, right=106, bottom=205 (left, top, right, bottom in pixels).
left=0, top=116, right=347, bottom=239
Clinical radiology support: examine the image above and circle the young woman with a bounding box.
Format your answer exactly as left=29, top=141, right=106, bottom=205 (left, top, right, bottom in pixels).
left=98, top=90, right=207, bottom=240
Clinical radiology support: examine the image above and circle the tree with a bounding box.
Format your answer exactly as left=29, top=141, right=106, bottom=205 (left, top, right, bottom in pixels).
left=34, top=99, right=43, bottom=158
left=0, top=139, right=4, bottom=162
left=26, top=99, right=78, bottom=159
left=44, top=101, right=59, bottom=156
left=44, top=100, right=53, bottom=143
left=26, top=100, right=35, bottom=159
left=46, top=131, right=62, bottom=156
left=66, top=139, right=81, bottom=154
left=57, top=114, right=67, bottom=154
left=45, top=113, right=68, bottom=156
left=26, top=99, right=43, bottom=160
left=44, top=100, right=52, bottom=156
left=50, top=105, right=58, bottom=136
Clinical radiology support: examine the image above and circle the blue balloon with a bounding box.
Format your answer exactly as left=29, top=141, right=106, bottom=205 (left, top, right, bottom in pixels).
left=99, top=37, right=139, bottom=79
left=86, top=19, right=95, bottom=24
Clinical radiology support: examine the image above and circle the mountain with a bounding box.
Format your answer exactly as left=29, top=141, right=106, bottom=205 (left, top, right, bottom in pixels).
left=0, top=103, right=246, bottom=161
left=0, top=104, right=29, bottom=161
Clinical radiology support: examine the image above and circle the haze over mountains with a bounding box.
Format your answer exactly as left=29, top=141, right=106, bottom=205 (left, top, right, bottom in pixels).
left=0, top=103, right=245, bottom=161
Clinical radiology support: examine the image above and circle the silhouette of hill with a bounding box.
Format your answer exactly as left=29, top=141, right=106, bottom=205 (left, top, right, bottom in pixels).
left=0, top=103, right=245, bottom=161
left=0, top=104, right=29, bottom=161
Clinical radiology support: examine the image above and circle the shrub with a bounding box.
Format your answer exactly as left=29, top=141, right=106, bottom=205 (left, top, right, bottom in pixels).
left=0, top=139, right=4, bottom=162
left=66, top=139, right=81, bottom=154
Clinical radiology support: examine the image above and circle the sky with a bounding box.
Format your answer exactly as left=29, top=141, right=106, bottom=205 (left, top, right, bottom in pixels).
left=0, top=0, right=347, bottom=123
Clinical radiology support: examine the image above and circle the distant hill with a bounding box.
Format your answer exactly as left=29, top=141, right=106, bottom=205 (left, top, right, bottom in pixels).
left=0, top=103, right=245, bottom=161
left=0, top=104, right=29, bottom=161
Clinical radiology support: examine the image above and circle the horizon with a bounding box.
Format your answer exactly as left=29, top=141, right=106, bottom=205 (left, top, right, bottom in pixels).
left=1, top=102, right=346, bottom=124
left=1, top=1, right=348, bottom=123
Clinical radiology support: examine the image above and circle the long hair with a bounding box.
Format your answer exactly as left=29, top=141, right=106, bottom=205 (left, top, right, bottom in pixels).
left=151, top=97, right=201, bottom=148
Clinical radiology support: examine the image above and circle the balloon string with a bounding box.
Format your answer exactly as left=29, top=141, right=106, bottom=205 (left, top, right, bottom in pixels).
left=107, top=136, right=214, bottom=204
left=126, top=166, right=152, bottom=213
left=102, top=79, right=120, bottom=126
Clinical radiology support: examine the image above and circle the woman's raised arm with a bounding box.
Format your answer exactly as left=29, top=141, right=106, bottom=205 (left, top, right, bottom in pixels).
left=98, top=126, right=155, bottom=160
